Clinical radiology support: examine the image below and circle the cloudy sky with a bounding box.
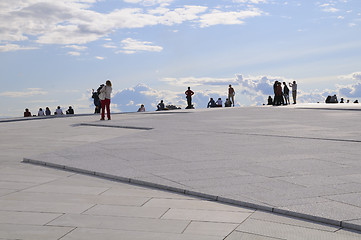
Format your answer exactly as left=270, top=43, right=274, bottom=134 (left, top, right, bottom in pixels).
left=1, top=0, right=360, bottom=117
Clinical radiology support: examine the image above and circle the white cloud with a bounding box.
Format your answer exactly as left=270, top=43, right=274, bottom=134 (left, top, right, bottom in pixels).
left=0, top=1, right=265, bottom=51
left=67, top=51, right=81, bottom=56
left=0, top=44, right=37, bottom=52
left=0, top=88, right=47, bottom=98
left=199, top=8, right=263, bottom=27
left=95, top=56, right=105, bottom=60
left=124, top=0, right=174, bottom=7
left=233, top=0, right=268, bottom=4
left=117, top=38, right=163, bottom=54
left=64, top=45, right=88, bottom=50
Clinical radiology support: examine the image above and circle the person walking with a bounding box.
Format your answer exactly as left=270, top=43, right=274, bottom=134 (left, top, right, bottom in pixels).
left=185, top=87, right=194, bottom=109
left=99, top=80, right=112, bottom=120
left=289, top=81, right=297, bottom=104
left=228, top=84, right=235, bottom=107
left=283, top=82, right=290, bottom=105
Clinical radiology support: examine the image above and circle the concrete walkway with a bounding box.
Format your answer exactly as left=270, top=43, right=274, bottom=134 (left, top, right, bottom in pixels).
left=1, top=105, right=361, bottom=239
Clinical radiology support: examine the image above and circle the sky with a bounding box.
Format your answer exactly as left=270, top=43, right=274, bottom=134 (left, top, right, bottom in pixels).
left=1, top=0, right=361, bottom=117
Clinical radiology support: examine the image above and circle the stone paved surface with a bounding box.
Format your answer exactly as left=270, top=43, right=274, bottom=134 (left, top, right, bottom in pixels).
left=1, top=105, right=361, bottom=239
left=21, top=104, right=361, bottom=234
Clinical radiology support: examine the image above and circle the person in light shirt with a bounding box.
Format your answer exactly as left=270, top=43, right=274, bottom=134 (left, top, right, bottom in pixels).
left=55, top=106, right=63, bottom=115
left=38, top=108, right=45, bottom=116
left=138, top=104, right=145, bottom=112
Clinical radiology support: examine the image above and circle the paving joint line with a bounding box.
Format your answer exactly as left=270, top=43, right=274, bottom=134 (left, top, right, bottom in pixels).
left=22, top=157, right=361, bottom=233
left=76, top=123, right=153, bottom=130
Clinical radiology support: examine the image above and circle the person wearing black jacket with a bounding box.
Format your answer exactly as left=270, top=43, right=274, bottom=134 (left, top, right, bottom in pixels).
left=283, top=82, right=290, bottom=105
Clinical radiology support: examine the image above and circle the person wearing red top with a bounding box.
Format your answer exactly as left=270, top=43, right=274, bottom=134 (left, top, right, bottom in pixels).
left=228, top=84, right=235, bottom=107
left=185, top=87, right=194, bottom=109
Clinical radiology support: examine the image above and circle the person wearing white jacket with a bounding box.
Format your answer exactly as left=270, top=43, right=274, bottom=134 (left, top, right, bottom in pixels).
left=99, top=80, right=112, bottom=120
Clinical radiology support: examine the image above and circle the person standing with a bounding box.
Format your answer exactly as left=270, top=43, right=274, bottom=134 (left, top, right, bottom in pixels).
left=289, top=81, right=297, bottom=104
left=92, top=89, right=101, bottom=114
left=99, top=80, right=112, bottom=120
left=185, top=87, right=194, bottom=109
left=228, top=84, right=235, bottom=107
left=283, top=82, right=290, bottom=105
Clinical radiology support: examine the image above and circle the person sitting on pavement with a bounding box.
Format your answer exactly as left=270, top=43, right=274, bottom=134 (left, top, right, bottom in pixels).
left=45, top=107, right=51, bottom=116
left=207, top=98, right=217, bottom=108
left=55, top=106, right=63, bottom=115
left=157, top=100, right=165, bottom=111
left=224, top=98, right=231, bottom=107
left=38, top=108, right=45, bottom=116
left=66, top=106, right=74, bottom=114
left=138, top=104, right=145, bottom=112
left=216, top=98, right=222, bottom=107
left=24, top=108, right=31, bottom=117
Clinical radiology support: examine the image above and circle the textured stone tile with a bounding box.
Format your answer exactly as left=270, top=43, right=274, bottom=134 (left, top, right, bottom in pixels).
left=83, top=204, right=169, bottom=218
left=0, top=210, right=61, bottom=225
left=236, top=218, right=361, bottom=240
left=249, top=211, right=340, bottom=232
left=161, top=208, right=252, bottom=223
left=47, top=213, right=190, bottom=233
left=183, top=221, right=238, bottom=237
left=0, top=191, right=150, bottom=206
left=0, top=223, right=73, bottom=240
left=61, top=227, right=222, bottom=240
left=225, top=231, right=284, bottom=240
left=0, top=199, right=94, bottom=214
left=143, top=198, right=254, bottom=212
left=278, top=201, right=361, bottom=222
left=23, top=184, right=109, bottom=195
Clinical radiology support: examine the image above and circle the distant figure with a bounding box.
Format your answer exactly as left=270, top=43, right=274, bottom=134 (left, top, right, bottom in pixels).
left=228, top=84, right=235, bottom=107
left=184, top=87, right=194, bottom=109
left=24, top=108, right=31, bottom=117
left=267, top=96, right=273, bottom=105
left=275, top=82, right=283, bottom=106
left=283, top=82, right=290, bottom=105
left=99, top=80, right=112, bottom=120
left=207, top=98, right=217, bottom=108
left=289, top=81, right=297, bottom=104
left=330, top=95, right=338, bottom=103
left=354, top=100, right=359, bottom=103
left=45, top=107, right=51, bottom=116
left=347, top=100, right=350, bottom=103
left=325, top=95, right=331, bottom=103
left=66, top=106, right=74, bottom=114
left=157, top=100, right=165, bottom=111
left=38, top=108, right=45, bottom=116
left=273, top=81, right=278, bottom=105
left=216, top=98, right=222, bottom=107
left=224, top=98, right=231, bottom=107
left=340, top=98, right=344, bottom=103
left=55, top=106, right=63, bottom=115
left=138, top=104, right=145, bottom=112
left=92, top=89, right=101, bottom=114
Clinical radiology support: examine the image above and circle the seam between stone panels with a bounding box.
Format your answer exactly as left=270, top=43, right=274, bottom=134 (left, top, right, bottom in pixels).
left=23, top=158, right=361, bottom=233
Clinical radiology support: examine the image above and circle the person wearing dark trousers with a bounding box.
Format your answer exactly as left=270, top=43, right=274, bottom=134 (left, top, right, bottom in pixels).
left=283, top=82, right=290, bottom=105
left=185, top=87, right=194, bottom=109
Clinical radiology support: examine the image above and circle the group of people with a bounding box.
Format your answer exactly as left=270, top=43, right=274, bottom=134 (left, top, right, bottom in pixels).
left=206, top=85, right=235, bottom=108
left=24, top=106, right=74, bottom=117
left=91, top=80, right=113, bottom=120
left=269, top=81, right=297, bottom=106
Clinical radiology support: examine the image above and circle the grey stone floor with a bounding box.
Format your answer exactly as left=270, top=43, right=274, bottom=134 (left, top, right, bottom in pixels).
left=2, top=105, right=361, bottom=239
